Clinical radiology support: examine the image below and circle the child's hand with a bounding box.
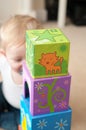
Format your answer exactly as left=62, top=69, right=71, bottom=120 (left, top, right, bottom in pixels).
left=0, top=128, right=5, bottom=130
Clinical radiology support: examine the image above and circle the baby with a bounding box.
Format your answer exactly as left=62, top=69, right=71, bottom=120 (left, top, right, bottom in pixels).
left=0, top=15, right=42, bottom=129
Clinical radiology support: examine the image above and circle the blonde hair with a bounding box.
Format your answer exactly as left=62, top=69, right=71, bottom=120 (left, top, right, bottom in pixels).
left=0, top=15, right=43, bottom=50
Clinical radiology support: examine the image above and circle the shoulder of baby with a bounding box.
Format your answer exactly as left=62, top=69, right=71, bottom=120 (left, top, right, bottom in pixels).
left=0, top=55, right=8, bottom=69
left=0, top=55, right=7, bottom=63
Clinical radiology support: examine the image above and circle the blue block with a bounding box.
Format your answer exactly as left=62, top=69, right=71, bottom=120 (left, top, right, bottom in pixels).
left=20, top=96, right=72, bottom=130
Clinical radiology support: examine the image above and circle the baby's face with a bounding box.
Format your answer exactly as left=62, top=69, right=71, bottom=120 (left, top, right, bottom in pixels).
left=6, top=44, right=25, bottom=74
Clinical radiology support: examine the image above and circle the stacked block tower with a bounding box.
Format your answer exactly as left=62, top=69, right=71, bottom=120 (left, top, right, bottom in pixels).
left=20, top=28, right=72, bottom=130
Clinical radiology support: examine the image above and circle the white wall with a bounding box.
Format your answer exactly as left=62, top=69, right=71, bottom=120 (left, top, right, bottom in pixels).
left=0, top=0, right=18, bottom=23
left=33, top=0, right=45, bottom=10
left=0, top=0, right=47, bottom=24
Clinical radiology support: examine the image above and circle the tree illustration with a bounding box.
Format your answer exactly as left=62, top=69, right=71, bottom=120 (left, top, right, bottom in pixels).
left=37, top=79, right=66, bottom=112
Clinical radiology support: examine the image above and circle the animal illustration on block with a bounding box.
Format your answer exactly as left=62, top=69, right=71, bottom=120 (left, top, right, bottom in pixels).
left=26, top=28, right=70, bottom=78
left=39, top=52, right=64, bottom=74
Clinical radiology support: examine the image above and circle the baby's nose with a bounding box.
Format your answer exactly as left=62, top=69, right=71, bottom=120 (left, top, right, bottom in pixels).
left=18, top=63, right=22, bottom=70
left=19, top=64, right=22, bottom=70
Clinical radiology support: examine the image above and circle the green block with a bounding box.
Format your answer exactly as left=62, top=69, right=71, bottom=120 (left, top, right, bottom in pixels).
left=26, top=28, right=70, bottom=78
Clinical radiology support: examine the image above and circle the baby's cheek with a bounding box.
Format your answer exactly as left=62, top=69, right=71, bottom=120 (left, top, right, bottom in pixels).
left=11, top=63, right=19, bottom=70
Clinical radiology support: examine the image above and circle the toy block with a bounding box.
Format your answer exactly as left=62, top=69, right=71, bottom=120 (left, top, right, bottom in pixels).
left=20, top=96, right=72, bottom=130
left=23, top=61, right=71, bottom=116
left=26, top=28, right=70, bottom=78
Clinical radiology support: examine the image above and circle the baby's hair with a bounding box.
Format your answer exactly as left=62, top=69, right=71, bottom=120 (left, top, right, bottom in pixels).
left=0, top=15, right=43, bottom=50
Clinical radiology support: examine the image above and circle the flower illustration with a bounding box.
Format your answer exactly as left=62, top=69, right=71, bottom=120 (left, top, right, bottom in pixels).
left=55, top=119, right=68, bottom=130
left=34, top=99, right=38, bottom=103
left=35, top=82, right=44, bottom=91
left=58, top=101, right=67, bottom=109
left=37, top=119, right=47, bottom=130
left=64, top=80, right=69, bottom=85
left=41, top=93, right=46, bottom=98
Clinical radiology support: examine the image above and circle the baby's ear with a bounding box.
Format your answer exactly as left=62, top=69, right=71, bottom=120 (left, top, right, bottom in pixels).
left=0, top=49, right=6, bottom=56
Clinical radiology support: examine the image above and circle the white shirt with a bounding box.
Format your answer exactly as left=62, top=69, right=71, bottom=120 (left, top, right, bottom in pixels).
left=0, top=55, right=22, bottom=109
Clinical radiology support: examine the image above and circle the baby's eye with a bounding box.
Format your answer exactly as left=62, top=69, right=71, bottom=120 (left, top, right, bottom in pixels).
left=15, top=58, right=22, bottom=62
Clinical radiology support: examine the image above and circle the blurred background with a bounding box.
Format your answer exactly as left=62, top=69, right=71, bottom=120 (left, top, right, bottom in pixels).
left=0, top=0, right=86, bottom=130
left=0, top=0, right=86, bottom=26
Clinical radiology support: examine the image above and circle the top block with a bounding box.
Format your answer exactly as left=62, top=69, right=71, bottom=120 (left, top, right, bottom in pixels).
left=26, top=28, right=70, bottom=78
